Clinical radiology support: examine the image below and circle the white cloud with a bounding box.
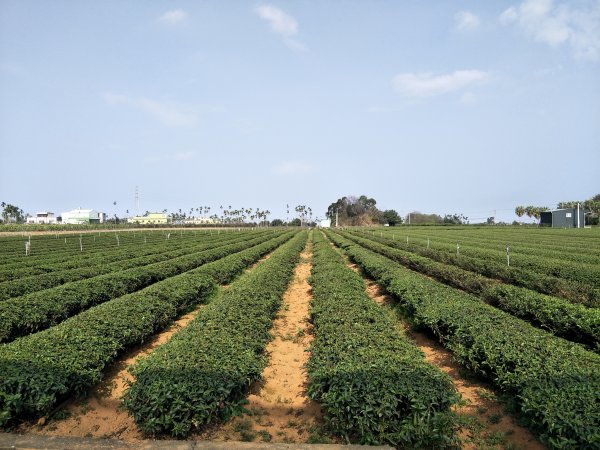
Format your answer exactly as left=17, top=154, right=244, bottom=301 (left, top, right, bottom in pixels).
left=144, top=151, right=196, bottom=164
left=273, top=161, right=314, bottom=175
left=455, top=11, right=481, bottom=31
left=102, top=92, right=198, bottom=127
left=392, top=70, right=489, bottom=98
left=255, top=4, right=307, bottom=51
left=159, top=9, right=188, bottom=25
left=500, top=0, right=600, bottom=61
left=255, top=5, right=298, bottom=36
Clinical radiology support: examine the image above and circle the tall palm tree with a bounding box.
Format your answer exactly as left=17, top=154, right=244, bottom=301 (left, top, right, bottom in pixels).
left=515, top=206, right=525, bottom=218
left=525, top=206, right=534, bottom=219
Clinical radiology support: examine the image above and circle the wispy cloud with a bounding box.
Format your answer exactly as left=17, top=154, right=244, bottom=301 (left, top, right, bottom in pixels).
left=159, top=9, right=188, bottom=25
left=144, top=151, right=196, bottom=164
left=273, top=161, right=314, bottom=175
left=500, top=0, right=600, bottom=61
left=392, top=70, right=489, bottom=98
left=255, top=4, right=297, bottom=36
left=102, top=92, right=199, bottom=127
left=255, top=4, right=307, bottom=51
left=455, top=11, right=481, bottom=31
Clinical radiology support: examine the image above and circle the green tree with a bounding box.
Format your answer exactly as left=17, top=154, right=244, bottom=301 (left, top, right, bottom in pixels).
left=443, top=213, right=468, bottom=225
left=532, top=207, right=548, bottom=221
left=1, top=202, right=25, bottom=223
left=407, top=212, right=443, bottom=224
left=515, top=206, right=526, bottom=218
left=326, top=195, right=382, bottom=226
left=295, top=205, right=307, bottom=226
left=381, top=209, right=402, bottom=226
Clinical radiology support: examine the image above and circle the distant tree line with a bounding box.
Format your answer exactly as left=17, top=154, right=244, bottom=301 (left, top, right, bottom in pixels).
left=324, top=195, right=472, bottom=227
left=405, top=212, right=469, bottom=225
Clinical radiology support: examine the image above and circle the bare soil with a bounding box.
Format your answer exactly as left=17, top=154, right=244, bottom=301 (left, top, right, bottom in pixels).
left=199, top=241, right=327, bottom=444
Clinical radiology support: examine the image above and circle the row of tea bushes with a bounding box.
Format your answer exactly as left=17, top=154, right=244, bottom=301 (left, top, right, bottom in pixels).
left=0, top=231, right=295, bottom=426
left=307, top=232, right=458, bottom=447
left=342, top=231, right=599, bottom=350
left=123, top=231, right=308, bottom=436
left=329, top=231, right=600, bottom=449
left=0, top=231, right=281, bottom=343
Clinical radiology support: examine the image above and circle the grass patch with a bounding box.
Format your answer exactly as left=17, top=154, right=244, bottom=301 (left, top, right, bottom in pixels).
left=257, top=430, right=272, bottom=442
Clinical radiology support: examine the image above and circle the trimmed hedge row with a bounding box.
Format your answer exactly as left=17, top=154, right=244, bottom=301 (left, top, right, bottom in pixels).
left=0, top=232, right=247, bottom=300
left=0, top=231, right=295, bottom=427
left=0, top=230, right=236, bottom=279
left=342, top=232, right=600, bottom=350
left=307, top=232, right=457, bottom=447
left=123, top=231, right=308, bottom=437
left=378, top=229, right=600, bottom=265
left=0, top=231, right=281, bottom=343
left=402, top=232, right=600, bottom=288
left=354, top=231, right=598, bottom=306
left=0, top=231, right=189, bottom=276
left=328, top=231, right=600, bottom=449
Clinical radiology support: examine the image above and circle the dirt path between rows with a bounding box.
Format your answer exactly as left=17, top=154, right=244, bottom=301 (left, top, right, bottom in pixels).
left=23, top=253, right=276, bottom=442
left=199, top=240, right=325, bottom=444
left=361, top=275, right=545, bottom=450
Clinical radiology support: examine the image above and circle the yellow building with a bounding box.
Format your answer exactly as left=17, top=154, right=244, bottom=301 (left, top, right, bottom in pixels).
left=128, top=213, right=170, bottom=225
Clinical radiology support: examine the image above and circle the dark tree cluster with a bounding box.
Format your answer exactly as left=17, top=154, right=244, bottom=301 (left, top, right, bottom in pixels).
left=0, top=202, right=25, bottom=224
left=326, top=195, right=402, bottom=226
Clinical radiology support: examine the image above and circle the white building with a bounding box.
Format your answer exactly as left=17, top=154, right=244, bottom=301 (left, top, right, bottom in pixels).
left=27, top=212, right=58, bottom=224
left=61, top=208, right=100, bottom=224
left=319, top=219, right=332, bottom=228
left=184, top=217, right=221, bottom=225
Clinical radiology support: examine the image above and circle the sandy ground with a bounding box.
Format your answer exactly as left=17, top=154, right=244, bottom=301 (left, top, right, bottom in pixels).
left=199, top=241, right=326, bottom=444
left=360, top=271, right=545, bottom=450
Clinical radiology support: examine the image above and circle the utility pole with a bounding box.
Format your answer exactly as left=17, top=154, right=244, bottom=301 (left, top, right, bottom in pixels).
left=134, top=186, right=140, bottom=217
left=335, top=209, right=339, bottom=228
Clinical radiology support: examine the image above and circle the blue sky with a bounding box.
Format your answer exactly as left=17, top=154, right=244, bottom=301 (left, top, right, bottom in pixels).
left=1, top=0, right=599, bottom=223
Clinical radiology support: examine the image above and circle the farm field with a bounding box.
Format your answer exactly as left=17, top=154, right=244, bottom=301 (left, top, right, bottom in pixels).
left=0, top=226, right=599, bottom=449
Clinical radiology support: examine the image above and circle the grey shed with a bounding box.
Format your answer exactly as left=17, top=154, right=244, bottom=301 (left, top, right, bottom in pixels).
left=540, top=207, right=585, bottom=228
